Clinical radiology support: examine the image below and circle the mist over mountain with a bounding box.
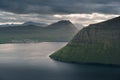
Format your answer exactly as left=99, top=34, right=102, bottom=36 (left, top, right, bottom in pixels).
left=50, top=16, right=120, bottom=65
left=22, top=21, right=48, bottom=27
left=0, top=20, right=78, bottom=43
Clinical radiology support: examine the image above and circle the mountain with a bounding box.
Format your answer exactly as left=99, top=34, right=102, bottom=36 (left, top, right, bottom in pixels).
left=0, top=24, right=21, bottom=28
left=0, top=21, right=47, bottom=28
left=23, top=21, right=47, bottom=27
left=47, top=20, right=76, bottom=29
left=0, top=20, right=78, bottom=43
left=50, top=16, right=120, bottom=66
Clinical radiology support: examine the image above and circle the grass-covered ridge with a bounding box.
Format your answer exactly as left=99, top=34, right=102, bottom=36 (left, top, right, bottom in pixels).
left=50, top=16, right=120, bottom=65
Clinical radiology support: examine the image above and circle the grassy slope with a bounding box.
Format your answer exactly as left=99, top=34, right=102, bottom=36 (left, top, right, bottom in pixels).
left=50, top=43, right=120, bottom=65
left=50, top=16, right=120, bottom=65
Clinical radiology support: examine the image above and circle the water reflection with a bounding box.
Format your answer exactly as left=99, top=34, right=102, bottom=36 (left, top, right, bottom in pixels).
left=0, top=42, right=67, bottom=64
left=0, top=42, right=120, bottom=80
left=0, top=44, right=16, bottom=52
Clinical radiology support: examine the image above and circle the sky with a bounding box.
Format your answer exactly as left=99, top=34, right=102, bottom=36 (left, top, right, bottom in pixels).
left=0, top=0, right=120, bottom=27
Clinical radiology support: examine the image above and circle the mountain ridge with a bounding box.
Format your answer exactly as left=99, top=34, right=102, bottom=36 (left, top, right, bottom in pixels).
left=22, top=21, right=47, bottom=27
left=0, top=20, right=78, bottom=43
left=88, top=16, right=120, bottom=29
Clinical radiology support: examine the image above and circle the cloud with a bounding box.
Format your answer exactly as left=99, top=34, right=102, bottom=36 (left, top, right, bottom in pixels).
left=53, top=13, right=119, bottom=26
left=0, top=0, right=119, bottom=14
left=0, top=0, right=119, bottom=30
left=0, top=11, right=119, bottom=27
left=0, top=10, right=58, bottom=25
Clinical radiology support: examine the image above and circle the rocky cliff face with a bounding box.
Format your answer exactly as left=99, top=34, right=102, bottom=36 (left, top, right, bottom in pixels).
left=70, top=16, right=120, bottom=46
left=50, top=16, right=120, bottom=65
left=70, top=26, right=120, bottom=47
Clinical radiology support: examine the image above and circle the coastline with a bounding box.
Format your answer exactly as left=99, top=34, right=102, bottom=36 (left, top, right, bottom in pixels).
left=50, top=55, right=120, bottom=67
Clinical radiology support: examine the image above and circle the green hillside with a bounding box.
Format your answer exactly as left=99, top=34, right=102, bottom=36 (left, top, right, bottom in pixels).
left=50, top=16, right=120, bottom=65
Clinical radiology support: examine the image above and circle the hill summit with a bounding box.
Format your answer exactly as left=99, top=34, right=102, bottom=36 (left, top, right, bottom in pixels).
left=47, top=20, right=76, bottom=29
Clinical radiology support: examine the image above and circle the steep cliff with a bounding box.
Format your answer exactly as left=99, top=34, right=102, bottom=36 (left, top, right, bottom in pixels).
left=50, top=16, right=120, bottom=65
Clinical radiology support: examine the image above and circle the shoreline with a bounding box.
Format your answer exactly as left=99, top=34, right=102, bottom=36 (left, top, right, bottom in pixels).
left=50, top=56, right=120, bottom=68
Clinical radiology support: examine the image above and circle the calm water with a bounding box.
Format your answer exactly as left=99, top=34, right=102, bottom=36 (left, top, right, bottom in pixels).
left=0, top=42, right=120, bottom=80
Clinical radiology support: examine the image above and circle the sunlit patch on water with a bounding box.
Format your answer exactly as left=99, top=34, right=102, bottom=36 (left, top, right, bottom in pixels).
left=0, top=42, right=67, bottom=64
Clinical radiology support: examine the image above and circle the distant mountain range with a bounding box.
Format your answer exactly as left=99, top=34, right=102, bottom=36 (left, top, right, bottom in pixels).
left=50, top=16, right=120, bottom=66
left=0, top=21, right=48, bottom=27
left=0, top=20, right=78, bottom=43
left=22, top=21, right=48, bottom=27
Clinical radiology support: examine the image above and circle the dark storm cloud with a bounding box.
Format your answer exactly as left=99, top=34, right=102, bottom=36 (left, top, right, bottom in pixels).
left=0, top=0, right=119, bottom=14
